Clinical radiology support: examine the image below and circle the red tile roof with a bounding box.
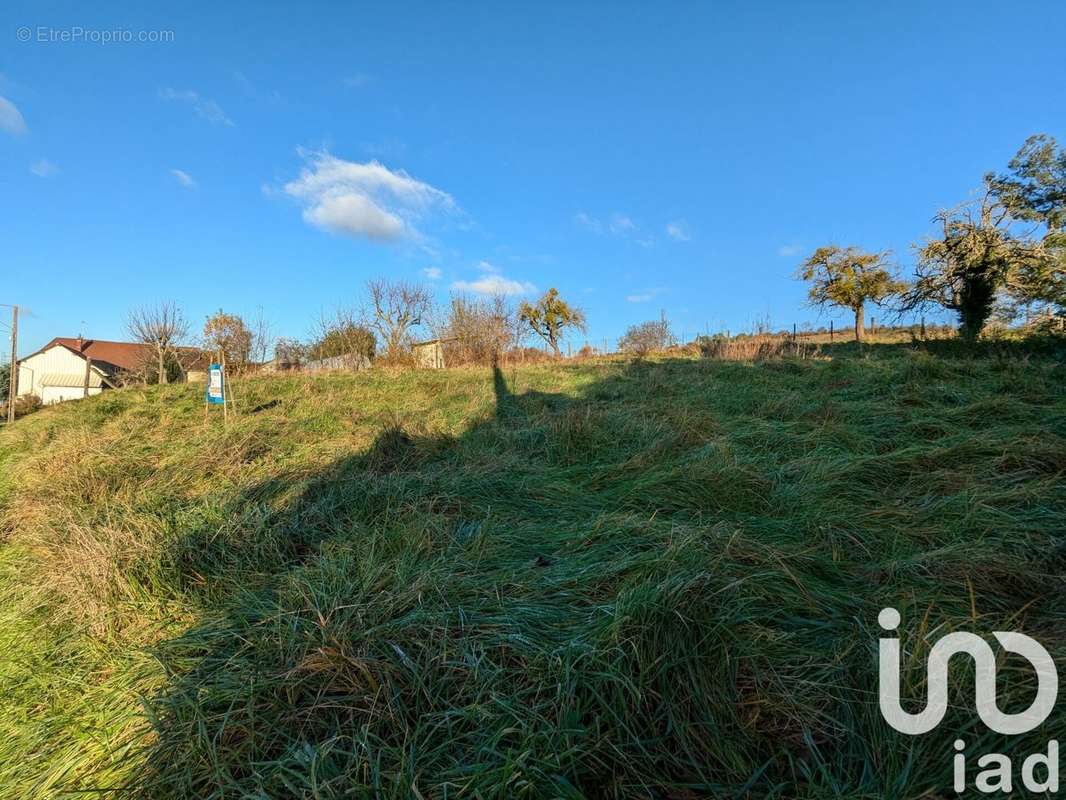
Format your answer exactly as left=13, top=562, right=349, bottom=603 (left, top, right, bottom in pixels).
left=44, top=337, right=153, bottom=371
left=25, top=338, right=209, bottom=374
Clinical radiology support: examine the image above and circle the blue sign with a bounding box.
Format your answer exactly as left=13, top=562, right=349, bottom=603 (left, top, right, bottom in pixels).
left=206, top=363, right=225, bottom=405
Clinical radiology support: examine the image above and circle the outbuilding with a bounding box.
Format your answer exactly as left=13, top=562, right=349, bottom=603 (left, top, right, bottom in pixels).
left=412, top=338, right=450, bottom=369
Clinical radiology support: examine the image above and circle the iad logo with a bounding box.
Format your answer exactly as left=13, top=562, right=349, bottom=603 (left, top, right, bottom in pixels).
left=877, top=608, right=1060, bottom=793
left=878, top=607, right=1057, bottom=735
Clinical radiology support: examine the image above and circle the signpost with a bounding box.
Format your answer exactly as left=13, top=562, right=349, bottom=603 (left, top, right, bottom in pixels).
left=205, top=362, right=227, bottom=421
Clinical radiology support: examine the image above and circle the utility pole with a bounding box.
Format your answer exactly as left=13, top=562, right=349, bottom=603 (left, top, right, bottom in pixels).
left=83, top=356, right=93, bottom=398
left=6, top=305, right=17, bottom=423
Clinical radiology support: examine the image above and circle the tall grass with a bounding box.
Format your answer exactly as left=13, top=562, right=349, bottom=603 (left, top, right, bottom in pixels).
left=0, top=349, right=1064, bottom=797
left=698, top=333, right=817, bottom=361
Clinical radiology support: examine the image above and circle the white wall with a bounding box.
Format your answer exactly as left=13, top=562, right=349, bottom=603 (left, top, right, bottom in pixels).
left=41, top=385, right=103, bottom=404
left=17, top=346, right=103, bottom=404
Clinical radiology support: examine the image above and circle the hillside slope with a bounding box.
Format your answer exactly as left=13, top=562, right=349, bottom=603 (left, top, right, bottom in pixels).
left=1, top=353, right=1064, bottom=798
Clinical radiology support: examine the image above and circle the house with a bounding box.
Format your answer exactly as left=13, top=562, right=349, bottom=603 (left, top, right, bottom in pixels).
left=17, top=337, right=201, bottom=405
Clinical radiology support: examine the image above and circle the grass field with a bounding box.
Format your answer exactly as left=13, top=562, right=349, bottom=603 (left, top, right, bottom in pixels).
left=1, top=345, right=1064, bottom=798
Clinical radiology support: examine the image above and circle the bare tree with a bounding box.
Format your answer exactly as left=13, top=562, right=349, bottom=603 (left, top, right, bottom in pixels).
left=363, top=279, right=433, bottom=362
left=310, top=306, right=376, bottom=366
left=250, top=306, right=273, bottom=366
left=273, top=337, right=308, bottom=369
left=127, top=302, right=189, bottom=384
left=435, top=293, right=521, bottom=365
left=619, top=317, right=674, bottom=356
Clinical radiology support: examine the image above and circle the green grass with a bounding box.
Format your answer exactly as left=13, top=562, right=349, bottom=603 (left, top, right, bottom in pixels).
left=0, top=349, right=1064, bottom=798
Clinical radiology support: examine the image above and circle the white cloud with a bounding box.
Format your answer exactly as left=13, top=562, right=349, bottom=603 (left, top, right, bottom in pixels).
left=609, top=213, right=636, bottom=234
left=574, top=211, right=603, bottom=233
left=29, top=158, right=59, bottom=178
left=281, top=149, right=455, bottom=242
left=170, top=168, right=196, bottom=188
left=159, top=88, right=235, bottom=126
left=477, top=260, right=501, bottom=273
left=665, top=220, right=690, bottom=241
left=422, top=266, right=442, bottom=280
left=452, top=273, right=536, bottom=296
left=777, top=244, right=803, bottom=257
left=577, top=211, right=653, bottom=244
left=0, top=95, right=27, bottom=135
left=626, top=286, right=667, bottom=303
left=304, top=193, right=405, bottom=240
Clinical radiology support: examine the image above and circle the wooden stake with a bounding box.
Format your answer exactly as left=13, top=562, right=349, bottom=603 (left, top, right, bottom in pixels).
left=220, top=349, right=228, bottom=424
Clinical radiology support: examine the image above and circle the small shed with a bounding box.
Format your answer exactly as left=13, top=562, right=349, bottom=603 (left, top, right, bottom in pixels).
left=412, top=339, right=449, bottom=369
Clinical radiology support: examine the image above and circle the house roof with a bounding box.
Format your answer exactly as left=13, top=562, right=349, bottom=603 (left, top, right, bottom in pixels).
left=21, top=337, right=209, bottom=374
left=44, top=338, right=150, bottom=372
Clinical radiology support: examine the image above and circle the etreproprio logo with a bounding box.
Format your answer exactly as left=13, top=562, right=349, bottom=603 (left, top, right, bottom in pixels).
left=878, top=607, right=1059, bottom=793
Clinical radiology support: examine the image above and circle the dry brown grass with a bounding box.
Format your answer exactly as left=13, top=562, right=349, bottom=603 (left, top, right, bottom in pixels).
left=699, top=333, right=818, bottom=361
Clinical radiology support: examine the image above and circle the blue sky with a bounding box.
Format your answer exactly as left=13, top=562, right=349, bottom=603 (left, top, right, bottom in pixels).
left=2, top=1, right=1065, bottom=356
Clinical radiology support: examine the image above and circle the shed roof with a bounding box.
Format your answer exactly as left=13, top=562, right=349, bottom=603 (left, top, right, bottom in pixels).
left=412, top=338, right=457, bottom=347
left=38, top=372, right=106, bottom=388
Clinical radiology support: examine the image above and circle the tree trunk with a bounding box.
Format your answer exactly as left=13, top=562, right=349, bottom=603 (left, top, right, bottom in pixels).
left=958, top=276, right=995, bottom=345
left=854, top=305, right=865, bottom=343
left=158, top=348, right=168, bottom=384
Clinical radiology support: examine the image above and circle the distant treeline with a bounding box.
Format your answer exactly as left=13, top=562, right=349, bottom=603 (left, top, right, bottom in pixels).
left=110, top=135, right=1063, bottom=380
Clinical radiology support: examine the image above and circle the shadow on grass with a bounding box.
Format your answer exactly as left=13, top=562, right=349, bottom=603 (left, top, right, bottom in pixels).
left=160, top=364, right=578, bottom=595
left=141, top=360, right=812, bottom=797
left=131, top=355, right=1066, bottom=798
